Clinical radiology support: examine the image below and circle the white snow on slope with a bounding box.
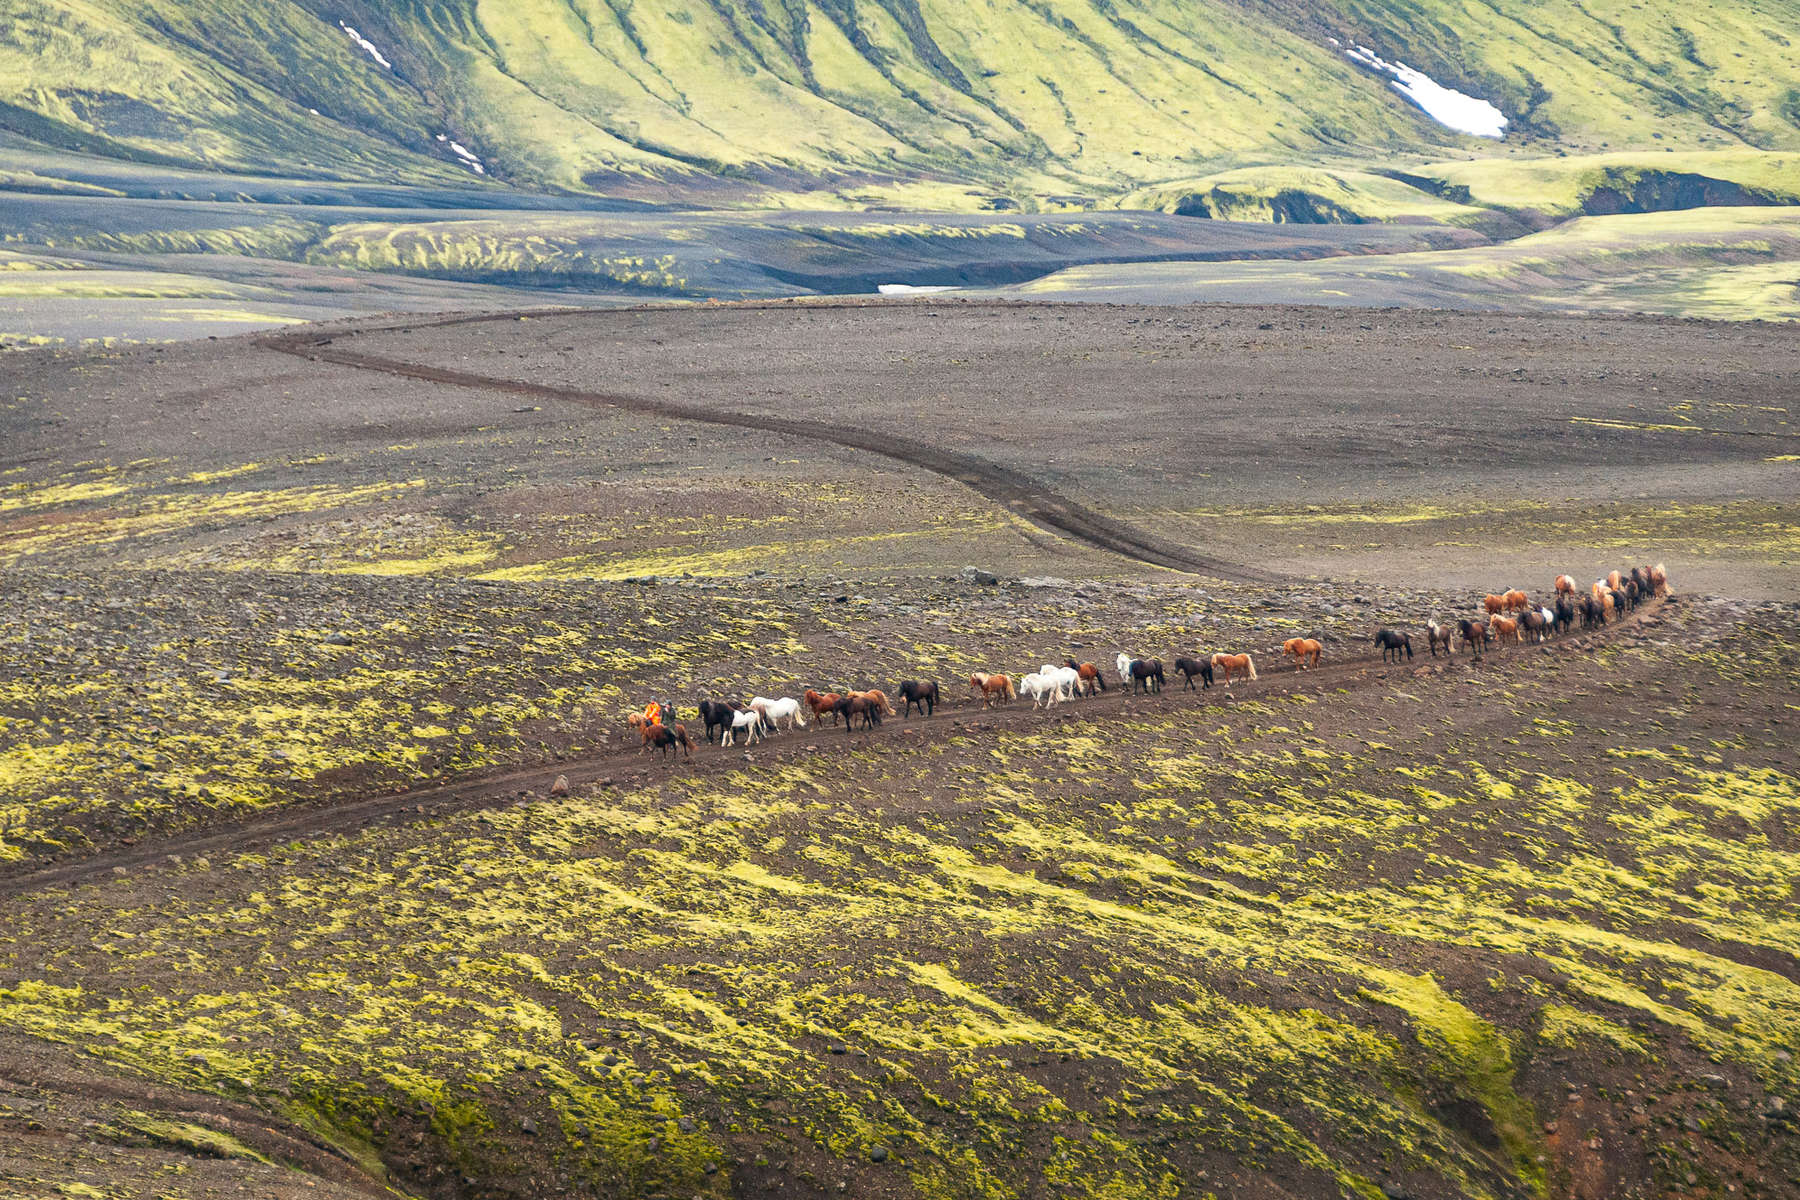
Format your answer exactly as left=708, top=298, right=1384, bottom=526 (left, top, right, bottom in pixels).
left=1334, top=39, right=1506, bottom=138
left=338, top=20, right=392, bottom=69
left=877, top=284, right=958, bottom=296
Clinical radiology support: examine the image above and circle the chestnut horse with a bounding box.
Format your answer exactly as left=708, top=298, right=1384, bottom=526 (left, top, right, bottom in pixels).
left=853, top=689, right=896, bottom=717
left=1483, top=594, right=1507, bottom=616
left=1491, top=615, right=1521, bottom=644
left=1064, top=659, right=1107, bottom=695
left=643, top=722, right=694, bottom=760
left=969, top=672, right=1015, bottom=708
left=1211, top=652, right=1257, bottom=684
left=1554, top=574, right=1576, bottom=596
left=1282, top=637, right=1323, bottom=669
left=803, top=689, right=843, bottom=725
left=1503, top=589, right=1530, bottom=612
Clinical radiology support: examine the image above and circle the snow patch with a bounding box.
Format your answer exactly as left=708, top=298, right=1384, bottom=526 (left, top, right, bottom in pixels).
left=1339, top=41, right=1506, bottom=139
left=338, top=20, right=392, bottom=70
left=877, top=283, right=958, bottom=296
left=441, top=136, right=486, bottom=175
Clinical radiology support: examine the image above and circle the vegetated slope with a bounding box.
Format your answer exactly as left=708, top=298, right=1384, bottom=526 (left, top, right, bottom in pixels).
left=4, top=0, right=1799, bottom=207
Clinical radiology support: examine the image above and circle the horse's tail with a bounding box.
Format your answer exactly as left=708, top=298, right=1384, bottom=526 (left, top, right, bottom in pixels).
left=1096, top=672, right=1106, bottom=692
left=1245, top=655, right=1258, bottom=681
left=1003, top=676, right=1016, bottom=700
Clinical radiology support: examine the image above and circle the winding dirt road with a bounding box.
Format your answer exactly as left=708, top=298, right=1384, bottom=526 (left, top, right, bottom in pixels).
left=257, top=312, right=1277, bottom=582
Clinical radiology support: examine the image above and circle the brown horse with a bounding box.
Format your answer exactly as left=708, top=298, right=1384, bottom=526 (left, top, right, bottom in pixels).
left=803, top=689, right=843, bottom=725
left=1503, top=589, right=1530, bottom=612
left=1554, top=574, right=1576, bottom=596
left=833, top=694, right=882, bottom=732
left=1483, top=594, right=1507, bottom=616
left=1427, top=621, right=1455, bottom=658
left=1491, top=615, right=1521, bottom=643
left=853, top=688, right=896, bottom=717
left=1282, top=637, right=1323, bottom=669
left=1210, top=652, right=1257, bottom=684
left=1521, top=610, right=1549, bottom=643
left=642, top=721, right=694, bottom=760
left=969, top=672, right=1015, bottom=708
left=1458, top=619, right=1489, bottom=654
left=1064, top=659, right=1107, bottom=695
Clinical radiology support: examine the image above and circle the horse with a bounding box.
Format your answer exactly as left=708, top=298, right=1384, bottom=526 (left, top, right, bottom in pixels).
left=833, top=693, right=882, bottom=731
left=898, top=680, right=938, bottom=718
left=643, top=722, right=694, bottom=760
left=1019, top=672, right=1062, bottom=709
left=750, top=696, right=806, bottom=733
left=803, top=689, right=843, bottom=725
left=1211, top=652, right=1257, bottom=684
left=1121, top=657, right=1164, bottom=694
left=1458, top=619, right=1489, bottom=654
left=1553, top=597, right=1575, bottom=636
left=698, top=699, right=743, bottom=744
left=1115, top=652, right=1136, bottom=685
left=1043, top=665, right=1083, bottom=701
left=1555, top=574, right=1577, bottom=596
left=1427, top=621, right=1455, bottom=658
left=1282, top=637, right=1323, bottom=669
left=1607, top=569, right=1623, bottom=591
left=852, top=689, right=896, bottom=717
left=1065, top=659, right=1106, bottom=695
left=1521, top=610, right=1549, bottom=643
left=1374, top=630, right=1412, bottom=663
left=1580, top=595, right=1605, bottom=629
left=1503, top=589, right=1530, bottom=613
left=721, top=707, right=763, bottom=747
left=1491, top=615, right=1521, bottom=644
left=1173, top=656, right=1213, bottom=689
left=969, top=672, right=1015, bottom=708
left=1619, top=578, right=1639, bottom=612
left=1599, top=588, right=1617, bottom=621
left=1651, top=563, right=1669, bottom=596
left=1483, top=594, right=1507, bottom=617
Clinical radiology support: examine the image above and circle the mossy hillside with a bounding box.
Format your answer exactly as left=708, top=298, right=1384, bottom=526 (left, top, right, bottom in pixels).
left=1420, top=150, right=1800, bottom=216
left=1, top=600, right=1794, bottom=1197
left=10, top=0, right=1800, bottom=205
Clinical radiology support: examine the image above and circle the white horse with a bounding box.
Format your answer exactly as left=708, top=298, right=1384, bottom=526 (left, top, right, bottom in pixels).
left=749, top=696, right=806, bottom=732
left=1115, top=652, right=1135, bottom=685
left=1043, top=664, right=1081, bottom=701
left=1019, top=672, right=1061, bottom=709
left=722, top=707, right=763, bottom=747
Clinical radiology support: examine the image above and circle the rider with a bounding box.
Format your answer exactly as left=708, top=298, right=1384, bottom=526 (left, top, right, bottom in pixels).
left=640, top=700, right=678, bottom=727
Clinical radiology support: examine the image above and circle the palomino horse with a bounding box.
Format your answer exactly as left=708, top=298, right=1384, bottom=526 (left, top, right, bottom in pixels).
left=1555, top=574, right=1577, bottom=596
left=1282, top=637, right=1323, bottom=669
left=969, top=672, right=1015, bottom=708
left=1173, top=656, right=1213, bottom=689
left=1491, top=615, right=1521, bottom=644
left=1427, top=621, right=1455, bottom=658
left=803, top=689, right=843, bottom=725
left=1064, top=659, right=1107, bottom=695
left=897, top=680, right=938, bottom=718
left=1211, top=652, right=1257, bottom=684
left=749, top=696, right=806, bottom=732
left=1651, top=563, right=1669, bottom=596
left=644, top=722, right=694, bottom=760
left=1607, top=569, right=1623, bottom=591
left=1374, top=630, right=1412, bottom=663
left=1458, top=619, right=1489, bottom=654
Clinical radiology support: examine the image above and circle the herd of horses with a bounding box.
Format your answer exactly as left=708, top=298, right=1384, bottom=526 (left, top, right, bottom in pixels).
left=624, top=563, right=1668, bottom=760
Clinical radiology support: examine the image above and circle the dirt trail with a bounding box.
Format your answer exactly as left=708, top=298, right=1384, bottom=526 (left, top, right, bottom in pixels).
left=0, top=601, right=1663, bottom=898
left=257, top=316, right=1276, bottom=582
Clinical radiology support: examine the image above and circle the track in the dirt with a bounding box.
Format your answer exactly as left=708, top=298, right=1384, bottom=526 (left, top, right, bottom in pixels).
left=0, top=600, right=1664, bottom=899
left=256, top=311, right=1277, bottom=583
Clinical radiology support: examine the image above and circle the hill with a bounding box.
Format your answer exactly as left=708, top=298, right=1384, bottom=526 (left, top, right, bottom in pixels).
left=6, top=0, right=1800, bottom=207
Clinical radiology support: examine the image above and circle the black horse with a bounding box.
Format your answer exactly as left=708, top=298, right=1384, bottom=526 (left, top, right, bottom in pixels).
left=1373, top=629, right=1413, bottom=663
left=898, top=679, right=939, bottom=718
left=1553, top=597, right=1575, bottom=636
left=698, top=699, right=742, bottom=744
left=1126, top=658, right=1165, bottom=694
left=1172, top=656, right=1213, bottom=689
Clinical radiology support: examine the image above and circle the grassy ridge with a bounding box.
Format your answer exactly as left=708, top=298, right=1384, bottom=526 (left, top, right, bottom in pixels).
left=6, top=0, right=1800, bottom=204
